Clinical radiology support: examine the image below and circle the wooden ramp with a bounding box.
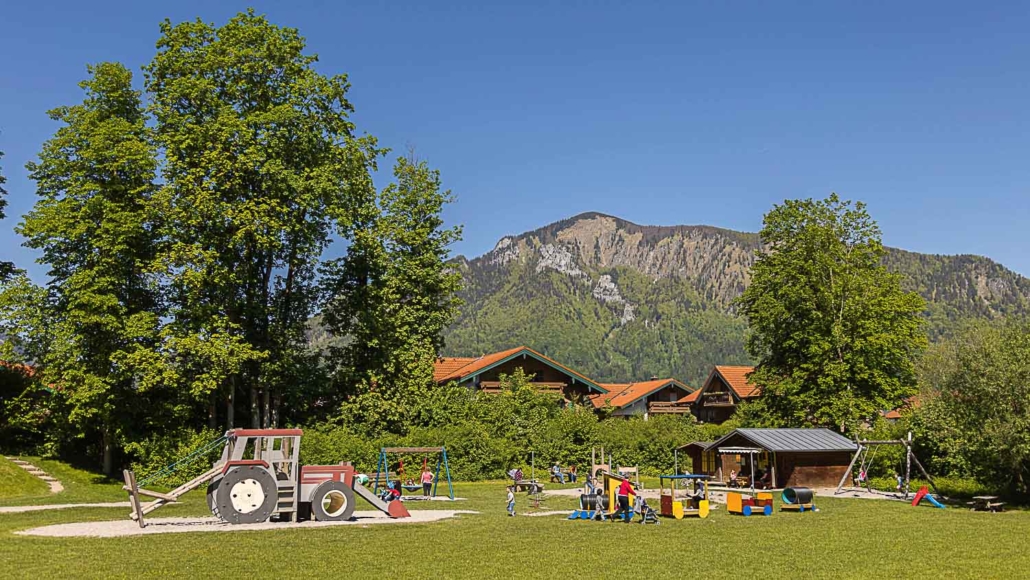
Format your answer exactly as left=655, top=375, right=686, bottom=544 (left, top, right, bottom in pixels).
left=353, top=482, right=410, bottom=518
left=124, top=464, right=224, bottom=528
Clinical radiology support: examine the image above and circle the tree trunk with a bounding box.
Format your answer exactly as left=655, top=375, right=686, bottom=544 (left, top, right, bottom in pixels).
left=272, top=393, right=280, bottom=428
left=208, top=395, right=217, bottom=430
left=250, top=386, right=260, bottom=428
left=101, top=428, right=114, bottom=476
left=226, top=382, right=235, bottom=429
left=262, top=387, right=271, bottom=429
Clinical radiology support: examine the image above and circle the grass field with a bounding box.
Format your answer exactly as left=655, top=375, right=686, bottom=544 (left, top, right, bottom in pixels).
left=0, top=457, right=49, bottom=499
left=0, top=462, right=1026, bottom=579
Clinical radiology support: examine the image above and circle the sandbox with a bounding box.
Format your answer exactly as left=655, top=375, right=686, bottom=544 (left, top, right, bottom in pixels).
left=17, top=509, right=478, bottom=538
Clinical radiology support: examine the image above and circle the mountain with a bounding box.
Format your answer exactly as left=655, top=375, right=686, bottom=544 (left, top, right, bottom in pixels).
left=442, top=212, right=1030, bottom=387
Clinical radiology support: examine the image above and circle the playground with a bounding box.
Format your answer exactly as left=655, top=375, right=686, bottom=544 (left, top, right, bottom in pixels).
left=1, top=454, right=1029, bottom=579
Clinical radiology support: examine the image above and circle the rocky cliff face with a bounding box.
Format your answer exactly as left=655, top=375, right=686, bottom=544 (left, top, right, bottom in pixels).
left=442, top=212, right=1030, bottom=385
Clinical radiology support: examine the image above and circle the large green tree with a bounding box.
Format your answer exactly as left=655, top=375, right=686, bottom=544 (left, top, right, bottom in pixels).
left=737, top=194, right=926, bottom=432
left=323, top=154, right=463, bottom=432
left=142, top=10, right=381, bottom=429
left=915, top=320, right=1030, bottom=496
left=18, top=62, right=161, bottom=474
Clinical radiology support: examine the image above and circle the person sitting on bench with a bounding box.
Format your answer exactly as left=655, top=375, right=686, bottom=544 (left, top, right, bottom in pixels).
left=551, top=462, right=565, bottom=484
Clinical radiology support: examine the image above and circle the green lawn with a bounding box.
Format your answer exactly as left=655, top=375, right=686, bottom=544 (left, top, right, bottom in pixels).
left=0, top=462, right=1026, bottom=579
left=0, top=457, right=49, bottom=499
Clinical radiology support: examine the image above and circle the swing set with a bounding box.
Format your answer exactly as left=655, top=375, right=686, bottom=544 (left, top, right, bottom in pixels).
left=373, top=447, right=454, bottom=500
left=834, top=432, right=942, bottom=499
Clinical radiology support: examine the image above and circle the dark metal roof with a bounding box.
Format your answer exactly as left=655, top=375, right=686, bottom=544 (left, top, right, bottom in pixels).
left=709, top=428, right=857, bottom=453
left=675, top=441, right=714, bottom=451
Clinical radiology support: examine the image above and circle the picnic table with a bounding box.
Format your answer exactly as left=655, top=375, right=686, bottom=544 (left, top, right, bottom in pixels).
left=969, top=496, right=1005, bottom=513
left=513, top=479, right=544, bottom=494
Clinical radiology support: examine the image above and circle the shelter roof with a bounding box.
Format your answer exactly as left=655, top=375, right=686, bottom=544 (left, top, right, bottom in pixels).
left=709, top=428, right=857, bottom=453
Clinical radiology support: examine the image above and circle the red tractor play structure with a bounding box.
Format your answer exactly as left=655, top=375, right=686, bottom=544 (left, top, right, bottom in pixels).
left=122, top=428, right=410, bottom=528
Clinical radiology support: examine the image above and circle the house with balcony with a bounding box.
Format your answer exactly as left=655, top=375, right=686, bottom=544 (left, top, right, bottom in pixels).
left=433, top=346, right=609, bottom=402
left=590, top=378, right=695, bottom=419
left=690, top=365, right=759, bottom=424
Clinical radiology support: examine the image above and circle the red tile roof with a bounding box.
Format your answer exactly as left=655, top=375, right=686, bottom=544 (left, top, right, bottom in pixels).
left=680, top=390, right=701, bottom=404
left=590, top=378, right=691, bottom=409
left=0, top=360, right=36, bottom=378
left=433, top=347, right=607, bottom=393
left=712, top=365, right=759, bottom=399
left=432, top=357, right=480, bottom=382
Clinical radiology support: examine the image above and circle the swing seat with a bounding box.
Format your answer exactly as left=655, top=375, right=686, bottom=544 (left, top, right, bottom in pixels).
left=401, top=485, right=422, bottom=492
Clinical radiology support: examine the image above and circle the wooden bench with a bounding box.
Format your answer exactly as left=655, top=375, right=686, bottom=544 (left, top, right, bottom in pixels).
left=369, top=471, right=399, bottom=487
left=513, top=480, right=544, bottom=493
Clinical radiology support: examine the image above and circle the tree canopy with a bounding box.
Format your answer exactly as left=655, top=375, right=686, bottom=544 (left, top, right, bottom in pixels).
left=0, top=11, right=461, bottom=473
left=737, top=194, right=927, bottom=432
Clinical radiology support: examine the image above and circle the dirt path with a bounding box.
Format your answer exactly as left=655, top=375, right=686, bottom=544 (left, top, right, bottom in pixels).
left=17, top=510, right=479, bottom=538
left=0, top=502, right=130, bottom=514
left=5, top=457, right=64, bottom=493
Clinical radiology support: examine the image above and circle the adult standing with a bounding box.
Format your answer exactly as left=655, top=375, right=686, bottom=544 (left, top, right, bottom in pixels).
left=614, top=477, right=636, bottom=523
left=421, top=468, right=434, bottom=497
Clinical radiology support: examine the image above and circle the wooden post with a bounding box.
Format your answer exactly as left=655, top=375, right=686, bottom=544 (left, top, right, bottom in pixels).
left=771, top=452, right=777, bottom=489
left=903, top=440, right=944, bottom=498
left=835, top=445, right=864, bottom=495
left=905, top=432, right=913, bottom=497
left=123, top=469, right=145, bottom=529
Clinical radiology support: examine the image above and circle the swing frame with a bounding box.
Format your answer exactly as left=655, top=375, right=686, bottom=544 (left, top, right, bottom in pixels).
left=834, top=432, right=943, bottom=499
left=374, top=446, right=455, bottom=500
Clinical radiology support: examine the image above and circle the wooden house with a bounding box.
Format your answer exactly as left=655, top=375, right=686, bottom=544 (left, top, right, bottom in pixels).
left=590, top=378, right=695, bottom=419
left=684, top=428, right=858, bottom=488
left=690, top=365, right=759, bottom=424
left=433, top=346, right=608, bottom=401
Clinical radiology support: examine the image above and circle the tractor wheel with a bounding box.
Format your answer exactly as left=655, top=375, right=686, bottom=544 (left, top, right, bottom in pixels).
left=310, top=481, right=356, bottom=522
left=212, top=465, right=278, bottom=525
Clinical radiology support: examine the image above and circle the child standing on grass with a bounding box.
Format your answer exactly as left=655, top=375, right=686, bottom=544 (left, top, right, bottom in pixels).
left=506, top=486, right=516, bottom=517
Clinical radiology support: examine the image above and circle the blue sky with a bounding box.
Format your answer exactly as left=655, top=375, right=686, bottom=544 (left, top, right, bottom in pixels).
left=2, top=1, right=1028, bottom=279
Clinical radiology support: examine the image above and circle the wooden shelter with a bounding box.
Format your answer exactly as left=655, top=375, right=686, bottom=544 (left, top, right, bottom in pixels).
left=687, top=428, right=858, bottom=488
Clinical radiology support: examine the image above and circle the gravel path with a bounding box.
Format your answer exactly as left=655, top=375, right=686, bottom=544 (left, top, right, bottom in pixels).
left=17, top=510, right=479, bottom=538
left=521, top=510, right=573, bottom=517
left=0, top=502, right=130, bottom=514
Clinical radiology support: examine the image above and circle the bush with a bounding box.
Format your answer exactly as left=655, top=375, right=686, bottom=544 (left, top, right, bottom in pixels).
left=125, top=427, right=224, bottom=488
left=866, top=475, right=995, bottom=499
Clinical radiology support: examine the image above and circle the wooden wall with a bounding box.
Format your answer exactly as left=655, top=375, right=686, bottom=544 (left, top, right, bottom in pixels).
left=775, top=451, right=852, bottom=488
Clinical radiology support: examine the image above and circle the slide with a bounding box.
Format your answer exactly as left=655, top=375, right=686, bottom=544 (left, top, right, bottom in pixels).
left=353, top=482, right=411, bottom=518
left=911, top=485, right=945, bottom=509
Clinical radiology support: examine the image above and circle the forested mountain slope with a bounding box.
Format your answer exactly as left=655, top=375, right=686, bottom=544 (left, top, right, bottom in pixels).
left=442, top=212, right=1030, bottom=386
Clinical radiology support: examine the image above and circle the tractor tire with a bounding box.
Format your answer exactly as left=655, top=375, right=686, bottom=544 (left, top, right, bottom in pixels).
left=212, top=465, right=278, bottom=525
left=310, top=480, right=356, bottom=522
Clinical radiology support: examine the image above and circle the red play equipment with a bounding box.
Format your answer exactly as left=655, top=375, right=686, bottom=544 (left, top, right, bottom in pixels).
left=122, top=428, right=410, bottom=528
left=911, top=485, right=946, bottom=509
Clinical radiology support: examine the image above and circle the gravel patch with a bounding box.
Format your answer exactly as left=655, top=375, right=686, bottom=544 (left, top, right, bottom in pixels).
left=17, top=510, right=479, bottom=538
left=521, top=510, right=573, bottom=517
left=0, top=502, right=130, bottom=514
